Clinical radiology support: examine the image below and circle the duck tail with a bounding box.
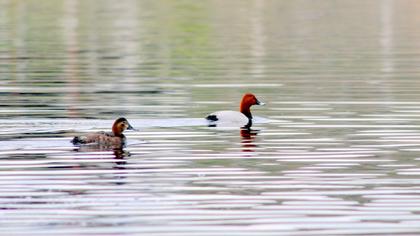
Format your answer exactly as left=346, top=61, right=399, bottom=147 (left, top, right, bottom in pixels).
left=71, top=136, right=86, bottom=145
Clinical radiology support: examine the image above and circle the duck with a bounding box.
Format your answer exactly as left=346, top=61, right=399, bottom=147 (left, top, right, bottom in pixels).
left=206, top=93, right=265, bottom=127
left=71, top=117, right=135, bottom=147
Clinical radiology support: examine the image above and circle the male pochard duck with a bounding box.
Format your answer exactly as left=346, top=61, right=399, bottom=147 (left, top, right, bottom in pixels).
left=71, top=117, right=135, bottom=147
left=206, top=93, right=265, bottom=127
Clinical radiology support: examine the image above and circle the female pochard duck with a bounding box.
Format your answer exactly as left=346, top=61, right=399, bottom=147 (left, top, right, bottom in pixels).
left=206, top=93, right=265, bottom=127
left=71, top=117, right=135, bottom=147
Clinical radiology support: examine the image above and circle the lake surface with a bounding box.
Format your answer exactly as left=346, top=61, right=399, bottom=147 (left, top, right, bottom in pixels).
left=2, top=0, right=420, bottom=235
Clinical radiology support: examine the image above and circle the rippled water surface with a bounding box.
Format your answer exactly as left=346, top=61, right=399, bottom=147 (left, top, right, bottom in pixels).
left=2, top=0, right=420, bottom=235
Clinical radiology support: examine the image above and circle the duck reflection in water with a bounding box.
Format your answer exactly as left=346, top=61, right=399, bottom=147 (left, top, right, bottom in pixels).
left=72, top=145, right=130, bottom=165
left=112, top=148, right=130, bottom=185
left=240, top=127, right=259, bottom=153
left=71, top=146, right=131, bottom=185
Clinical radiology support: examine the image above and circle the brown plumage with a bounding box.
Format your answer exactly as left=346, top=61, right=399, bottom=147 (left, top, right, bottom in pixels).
left=71, top=117, right=135, bottom=148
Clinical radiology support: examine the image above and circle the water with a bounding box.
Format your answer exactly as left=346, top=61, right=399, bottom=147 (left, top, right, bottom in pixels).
left=2, top=0, right=420, bottom=235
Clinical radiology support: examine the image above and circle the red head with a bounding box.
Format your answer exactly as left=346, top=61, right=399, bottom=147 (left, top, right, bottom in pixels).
left=240, top=93, right=265, bottom=119
left=112, top=117, right=135, bottom=137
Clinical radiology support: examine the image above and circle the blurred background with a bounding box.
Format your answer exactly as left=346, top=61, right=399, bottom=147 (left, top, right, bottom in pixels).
left=2, top=0, right=420, bottom=119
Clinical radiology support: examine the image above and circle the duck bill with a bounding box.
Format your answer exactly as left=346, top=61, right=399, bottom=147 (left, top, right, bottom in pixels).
left=256, top=99, right=265, bottom=106
left=127, top=123, right=137, bottom=131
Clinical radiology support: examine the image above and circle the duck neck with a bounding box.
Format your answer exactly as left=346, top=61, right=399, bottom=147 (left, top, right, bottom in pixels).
left=240, top=105, right=252, bottom=120
left=112, top=126, right=123, bottom=137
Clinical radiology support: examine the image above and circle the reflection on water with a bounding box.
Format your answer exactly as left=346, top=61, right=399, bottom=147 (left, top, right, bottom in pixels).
left=240, top=128, right=259, bottom=153
left=2, top=0, right=420, bottom=235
